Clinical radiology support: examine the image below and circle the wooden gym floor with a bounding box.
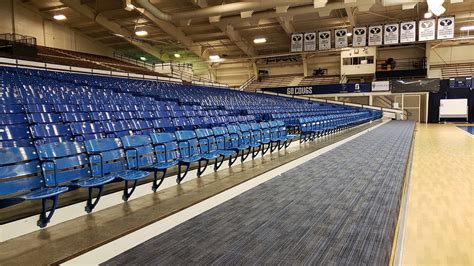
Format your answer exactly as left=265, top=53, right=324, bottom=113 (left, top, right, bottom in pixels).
left=400, top=123, right=473, bottom=265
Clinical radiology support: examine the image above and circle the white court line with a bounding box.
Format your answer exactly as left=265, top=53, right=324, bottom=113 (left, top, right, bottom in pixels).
left=65, top=120, right=388, bottom=265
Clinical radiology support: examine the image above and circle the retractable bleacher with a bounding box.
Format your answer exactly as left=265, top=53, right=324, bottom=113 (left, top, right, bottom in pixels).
left=0, top=66, right=382, bottom=228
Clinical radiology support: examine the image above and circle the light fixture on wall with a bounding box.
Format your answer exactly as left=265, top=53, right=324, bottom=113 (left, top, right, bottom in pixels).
left=174, top=53, right=181, bottom=58
left=135, top=30, right=148, bottom=37
left=124, top=0, right=135, bottom=11
left=209, top=55, right=220, bottom=61
left=347, top=32, right=353, bottom=37
left=424, top=12, right=433, bottom=19
left=140, top=56, right=147, bottom=61
left=460, top=25, right=474, bottom=31
left=53, top=14, right=67, bottom=21
left=253, top=37, right=267, bottom=44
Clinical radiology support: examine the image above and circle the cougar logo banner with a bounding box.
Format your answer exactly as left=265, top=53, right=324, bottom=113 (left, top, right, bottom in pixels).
left=352, top=27, right=367, bottom=47
left=318, top=31, right=331, bottom=50
left=384, top=23, right=399, bottom=45
left=368, top=25, right=383, bottom=46
left=335, top=29, right=348, bottom=48
left=400, top=21, right=416, bottom=43
left=418, top=19, right=435, bottom=41
left=437, top=17, right=454, bottom=39
left=291, top=33, right=304, bottom=52
left=303, top=32, right=316, bottom=51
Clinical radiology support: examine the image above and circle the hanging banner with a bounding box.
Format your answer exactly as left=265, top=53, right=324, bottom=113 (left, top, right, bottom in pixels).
left=400, top=21, right=416, bottom=43
left=318, top=30, right=331, bottom=50
left=419, top=19, right=436, bottom=41
left=353, top=27, right=367, bottom=47
left=303, top=32, right=316, bottom=51
left=384, top=23, right=399, bottom=45
left=437, top=17, right=455, bottom=39
left=368, top=25, right=383, bottom=46
left=334, top=28, right=348, bottom=48
left=290, top=33, right=303, bottom=52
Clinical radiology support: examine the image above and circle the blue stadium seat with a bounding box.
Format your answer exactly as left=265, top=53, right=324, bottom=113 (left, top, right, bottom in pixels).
left=238, top=123, right=262, bottom=160
left=196, top=128, right=237, bottom=170
left=151, top=118, right=175, bottom=132
left=0, top=146, right=68, bottom=228
left=36, top=142, right=116, bottom=216
left=102, top=120, right=131, bottom=137
left=0, top=125, right=33, bottom=147
left=30, top=123, right=72, bottom=145
left=174, top=130, right=210, bottom=182
left=84, top=138, right=150, bottom=201
left=129, top=120, right=154, bottom=135
left=70, top=121, right=105, bottom=141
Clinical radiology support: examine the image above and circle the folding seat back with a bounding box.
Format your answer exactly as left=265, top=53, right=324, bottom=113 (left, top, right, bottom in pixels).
left=25, top=104, right=55, bottom=113
left=0, top=113, right=28, bottom=126
left=70, top=121, right=105, bottom=141
left=28, top=113, right=62, bottom=124
left=120, top=135, right=156, bottom=170
left=114, top=111, right=135, bottom=120
left=129, top=120, right=154, bottom=135
left=62, top=112, right=91, bottom=123
left=0, top=125, right=32, bottom=147
left=173, top=117, right=193, bottom=130
left=149, top=133, right=180, bottom=164
left=227, top=116, right=238, bottom=124
left=36, top=142, right=91, bottom=187
left=90, top=111, right=114, bottom=121
left=102, top=120, right=130, bottom=137
left=0, top=146, right=43, bottom=203
left=212, top=126, right=231, bottom=151
left=250, top=122, right=263, bottom=142
left=155, top=110, right=171, bottom=119
left=55, top=104, right=79, bottom=113
left=136, top=111, right=155, bottom=120
left=84, top=138, right=127, bottom=178
left=30, top=124, right=72, bottom=144
left=175, top=130, right=200, bottom=159
left=195, top=128, right=218, bottom=154
left=151, top=118, right=175, bottom=132
left=0, top=104, right=24, bottom=114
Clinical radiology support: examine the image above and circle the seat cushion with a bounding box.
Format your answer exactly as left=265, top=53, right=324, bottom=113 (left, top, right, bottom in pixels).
left=218, top=150, right=236, bottom=156
left=201, top=152, right=221, bottom=160
left=75, top=175, right=116, bottom=188
left=20, top=186, right=69, bottom=200
left=116, top=170, right=150, bottom=181
left=180, top=155, right=202, bottom=163
left=151, top=161, right=179, bottom=170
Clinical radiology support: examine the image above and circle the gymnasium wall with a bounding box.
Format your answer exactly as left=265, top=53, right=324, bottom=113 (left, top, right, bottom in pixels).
left=0, top=0, right=113, bottom=56
left=427, top=43, right=474, bottom=65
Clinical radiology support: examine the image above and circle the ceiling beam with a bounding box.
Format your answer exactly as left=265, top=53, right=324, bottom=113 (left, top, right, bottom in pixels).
left=60, top=0, right=165, bottom=60
left=275, top=17, right=295, bottom=35
left=191, top=0, right=258, bottom=58
left=346, top=7, right=357, bottom=26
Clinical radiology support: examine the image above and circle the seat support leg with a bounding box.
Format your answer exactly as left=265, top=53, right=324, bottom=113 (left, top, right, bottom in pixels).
left=251, top=146, right=261, bottom=159
left=197, top=159, right=209, bottom=177
left=85, top=185, right=104, bottom=213
left=228, top=153, right=238, bottom=166
left=177, top=163, right=190, bottom=184
left=270, top=141, right=279, bottom=153
left=284, top=139, right=292, bottom=148
left=241, top=148, right=250, bottom=162
left=37, top=195, right=59, bottom=228
left=122, top=180, right=138, bottom=201
left=152, top=169, right=167, bottom=192
left=214, top=155, right=225, bottom=171
left=261, top=143, right=270, bottom=156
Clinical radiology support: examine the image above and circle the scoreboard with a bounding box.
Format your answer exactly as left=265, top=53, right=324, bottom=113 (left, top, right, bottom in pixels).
left=449, top=77, right=472, bottom=89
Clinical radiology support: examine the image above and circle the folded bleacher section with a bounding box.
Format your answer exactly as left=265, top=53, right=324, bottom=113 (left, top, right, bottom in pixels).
left=0, top=66, right=382, bottom=228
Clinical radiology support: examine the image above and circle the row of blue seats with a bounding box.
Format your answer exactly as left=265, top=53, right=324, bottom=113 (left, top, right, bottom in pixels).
left=0, top=120, right=295, bottom=228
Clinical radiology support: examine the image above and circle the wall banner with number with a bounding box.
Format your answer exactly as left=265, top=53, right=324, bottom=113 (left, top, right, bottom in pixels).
left=291, top=33, right=304, bottom=52
left=437, top=17, right=454, bottom=39
left=384, top=23, right=399, bottom=45
left=318, top=30, right=331, bottom=50
left=303, top=32, right=316, bottom=51
left=368, top=25, right=383, bottom=46
left=353, top=27, right=367, bottom=47
left=334, top=28, right=348, bottom=48
left=400, top=21, right=416, bottom=43
left=419, top=19, right=436, bottom=41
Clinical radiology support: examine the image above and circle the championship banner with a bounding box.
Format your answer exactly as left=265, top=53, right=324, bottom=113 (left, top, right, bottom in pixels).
left=368, top=25, right=383, bottom=46
left=384, top=23, right=399, bottom=45
left=291, top=33, right=303, bottom=52
left=400, top=21, right=416, bottom=43
left=419, top=19, right=435, bottom=41
left=318, top=30, right=331, bottom=50
left=353, top=27, right=367, bottom=47
left=303, top=32, right=316, bottom=51
left=334, top=28, right=348, bottom=48
left=437, top=17, right=455, bottom=39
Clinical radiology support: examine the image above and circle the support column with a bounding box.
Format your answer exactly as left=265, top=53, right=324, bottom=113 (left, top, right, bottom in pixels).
left=302, top=54, right=309, bottom=77
left=369, top=95, right=373, bottom=105
left=252, top=60, right=258, bottom=77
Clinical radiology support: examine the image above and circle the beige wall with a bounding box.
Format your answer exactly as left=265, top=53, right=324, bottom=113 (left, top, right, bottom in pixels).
left=0, top=0, right=113, bottom=56
left=428, top=43, right=474, bottom=65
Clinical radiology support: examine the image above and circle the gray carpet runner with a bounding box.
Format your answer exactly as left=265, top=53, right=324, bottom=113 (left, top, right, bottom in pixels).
left=104, top=121, right=415, bottom=265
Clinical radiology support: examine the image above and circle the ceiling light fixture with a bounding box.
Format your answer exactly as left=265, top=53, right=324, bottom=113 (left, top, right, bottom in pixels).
left=209, top=55, right=220, bottom=60
left=460, top=25, right=474, bottom=31
left=53, top=14, right=67, bottom=21
left=140, top=56, right=147, bottom=61
left=135, top=30, right=148, bottom=37
left=424, top=12, right=433, bottom=19
left=427, top=0, right=446, bottom=16
left=174, top=53, right=181, bottom=58
left=253, top=37, right=267, bottom=44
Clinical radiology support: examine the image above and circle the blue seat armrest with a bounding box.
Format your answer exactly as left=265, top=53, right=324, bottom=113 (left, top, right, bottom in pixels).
left=87, top=152, right=104, bottom=177
left=124, top=146, right=140, bottom=170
